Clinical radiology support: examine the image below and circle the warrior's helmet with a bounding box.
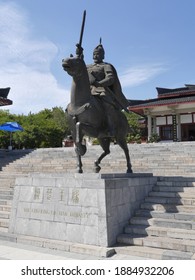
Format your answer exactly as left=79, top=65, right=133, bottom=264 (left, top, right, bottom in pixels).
left=93, top=44, right=105, bottom=60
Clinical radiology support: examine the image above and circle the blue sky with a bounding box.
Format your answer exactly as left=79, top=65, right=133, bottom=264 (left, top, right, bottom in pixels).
left=1, top=0, right=195, bottom=114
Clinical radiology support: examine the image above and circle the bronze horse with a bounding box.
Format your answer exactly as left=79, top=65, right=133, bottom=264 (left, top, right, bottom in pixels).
left=62, top=55, right=132, bottom=173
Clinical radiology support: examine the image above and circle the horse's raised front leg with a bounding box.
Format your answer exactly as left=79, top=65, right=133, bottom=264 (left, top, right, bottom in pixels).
left=94, top=138, right=111, bottom=173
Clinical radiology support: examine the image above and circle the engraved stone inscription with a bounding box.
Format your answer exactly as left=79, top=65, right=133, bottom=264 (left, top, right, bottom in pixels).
left=46, top=188, right=52, bottom=201
left=60, top=189, right=64, bottom=201
left=23, top=207, right=90, bottom=218
left=71, top=189, right=79, bottom=204
left=33, top=187, right=41, bottom=200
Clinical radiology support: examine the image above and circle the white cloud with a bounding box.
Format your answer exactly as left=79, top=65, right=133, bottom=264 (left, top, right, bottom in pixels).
left=0, top=2, right=69, bottom=114
left=119, top=63, right=167, bottom=88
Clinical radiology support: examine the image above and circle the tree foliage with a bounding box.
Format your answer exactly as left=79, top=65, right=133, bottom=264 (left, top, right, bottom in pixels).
left=0, top=107, right=71, bottom=149
left=124, top=111, right=147, bottom=143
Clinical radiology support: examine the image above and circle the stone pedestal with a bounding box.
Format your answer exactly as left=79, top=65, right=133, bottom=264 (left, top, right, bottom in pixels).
left=9, top=173, right=156, bottom=247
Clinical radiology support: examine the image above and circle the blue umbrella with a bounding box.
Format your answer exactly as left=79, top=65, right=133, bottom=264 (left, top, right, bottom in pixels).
left=0, top=122, right=24, bottom=147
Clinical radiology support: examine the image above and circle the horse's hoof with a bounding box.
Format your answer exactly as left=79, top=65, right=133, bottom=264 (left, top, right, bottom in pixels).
left=94, top=165, right=101, bottom=173
left=95, top=166, right=101, bottom=173
left=77, top=168, right=83, bottom=173
left=127, top=168, right=133, bottom=173
left=94, top=161, right=101, bottom=173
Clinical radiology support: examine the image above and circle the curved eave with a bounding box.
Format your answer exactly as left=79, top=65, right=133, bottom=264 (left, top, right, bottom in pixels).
left=0, top=98, right=13, bottom=106
left=158, top=89, right=195, bottom=99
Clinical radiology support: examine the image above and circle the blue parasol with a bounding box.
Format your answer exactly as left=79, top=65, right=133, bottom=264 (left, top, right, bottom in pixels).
left=0, top=122, right=24, bottom=147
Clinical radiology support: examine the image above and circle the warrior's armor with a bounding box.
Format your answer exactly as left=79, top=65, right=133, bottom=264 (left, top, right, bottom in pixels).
left=87, top=44, right=129, bottom=110
left=86, top=44, right=129, bottom=136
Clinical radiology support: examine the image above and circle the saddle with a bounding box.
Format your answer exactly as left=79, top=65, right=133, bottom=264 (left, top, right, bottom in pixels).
left=66, top=102, right=91, bottom=116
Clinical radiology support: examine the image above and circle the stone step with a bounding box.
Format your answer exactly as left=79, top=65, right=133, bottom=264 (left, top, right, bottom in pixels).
left=144, top=196, right=195, bottom=205
left=149, top=191, right=195, bottom=198
left=5, top=166, right=195, bottom=174
left=3, top=167, right=195, bottom=176
left=0, top=218, right=9, bottom=228
left=150, top=172, right=195, bottom=177
left=114, top=245, right=194, bottom=260
left=156, top=180, right=195, bottom=186
left=0, top=205, right=11, bottom=212
left=5, top=155, right=195, bottom=162
left=140, top=202, right=195, bottom=212
left=0, top=179, right=15, bottom=188
left=0, top=194, right=13, bottom=200
left=153, top=186, right=195, bottom=192
left=0, top=210, right=10, bottom=219
left=117, top=234, right=195, bottom=253
left=7, top=165, right=195, bottom=172
left=124, top=224, right=195, bottom=239
left=1, top=171, right=30, bottom=176
left=148, top=226, right=195, bottom=240
left=135, top=209, right=195, bottom=221
left=0, top=189, right=14, bottom=195
left=0, top=173, right=21, bottom=179
left=0, top=227, right=8, bottom=233
left=157, top=176, right=195, bottom=182
left=130, top=216, right=195, bottom=230
left=0, top=199, right=12, bottom=206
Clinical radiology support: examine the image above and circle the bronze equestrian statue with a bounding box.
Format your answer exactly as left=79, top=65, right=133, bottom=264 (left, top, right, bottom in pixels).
left=62, top=11, right=132, bottom=174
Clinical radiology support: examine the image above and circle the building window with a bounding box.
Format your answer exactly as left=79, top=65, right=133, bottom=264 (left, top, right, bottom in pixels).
left=160, top=126, right=173, bottom=140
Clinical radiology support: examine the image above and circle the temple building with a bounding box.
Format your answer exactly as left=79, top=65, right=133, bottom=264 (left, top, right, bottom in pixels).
left=0, top=88, right=12, bottom=108
left=128, top=84, right=195, bottom=142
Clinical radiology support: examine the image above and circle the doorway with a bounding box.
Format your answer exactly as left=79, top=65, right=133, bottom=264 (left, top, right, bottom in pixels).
left=181, top=124, right=195, bottom=141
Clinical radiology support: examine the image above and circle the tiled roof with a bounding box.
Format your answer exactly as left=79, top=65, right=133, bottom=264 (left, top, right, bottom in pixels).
left=156, top=85, right=195, bottom=98
left=0, top=97, right=12, bottom=106
left=128, top=95, right=195, bottom=109
left=0, top=88, right=10, bottom=98
left=0, top=88, right=12, bottom=107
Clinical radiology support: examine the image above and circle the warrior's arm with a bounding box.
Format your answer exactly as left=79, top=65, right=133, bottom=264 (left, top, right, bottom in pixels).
left=76, top=44, right=83, bottom=57
left=92, top=64, right=115, bottom=87
left=96, top=73, right=114, bottom=87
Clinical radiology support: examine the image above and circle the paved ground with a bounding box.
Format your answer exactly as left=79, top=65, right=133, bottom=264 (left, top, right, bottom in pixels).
left=0, top=239, right=147, bottom=260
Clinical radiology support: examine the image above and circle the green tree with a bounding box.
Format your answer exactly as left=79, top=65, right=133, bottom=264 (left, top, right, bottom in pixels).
left=124, top=111, right=147, bottom=143
left=0, top=107, right=71, bottom=149
left=0, top=110, right=18, bottom=148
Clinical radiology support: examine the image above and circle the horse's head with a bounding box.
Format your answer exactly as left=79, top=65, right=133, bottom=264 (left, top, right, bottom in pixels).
left=62, top=55, right=86, bottom=78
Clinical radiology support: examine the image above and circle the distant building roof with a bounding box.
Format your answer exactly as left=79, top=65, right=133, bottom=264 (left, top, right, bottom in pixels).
left=156, top=84, right=195, bottom=99
left=128, top=84, right=195, bottom=116
left=0, top=88, right=13, bottom=107
left=130, top=95, right=195, bottom=108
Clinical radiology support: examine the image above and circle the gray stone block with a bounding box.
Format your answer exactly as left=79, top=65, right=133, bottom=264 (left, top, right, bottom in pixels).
left=40, top=221, right=67, bottom=240
left=15, top=177, right=33, bottom=186
left=162, top=250, right=193, bottom=260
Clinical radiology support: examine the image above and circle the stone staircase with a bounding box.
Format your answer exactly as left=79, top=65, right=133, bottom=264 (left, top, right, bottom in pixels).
left=0, top=149, right=33, bottom=233
left=116, top=176, right=195, bottom=259
left=0, top=184, right=13, bottom=232
left=1, top=141, right=195, bottom=175
left=0, top=142, right=195, bottom=258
